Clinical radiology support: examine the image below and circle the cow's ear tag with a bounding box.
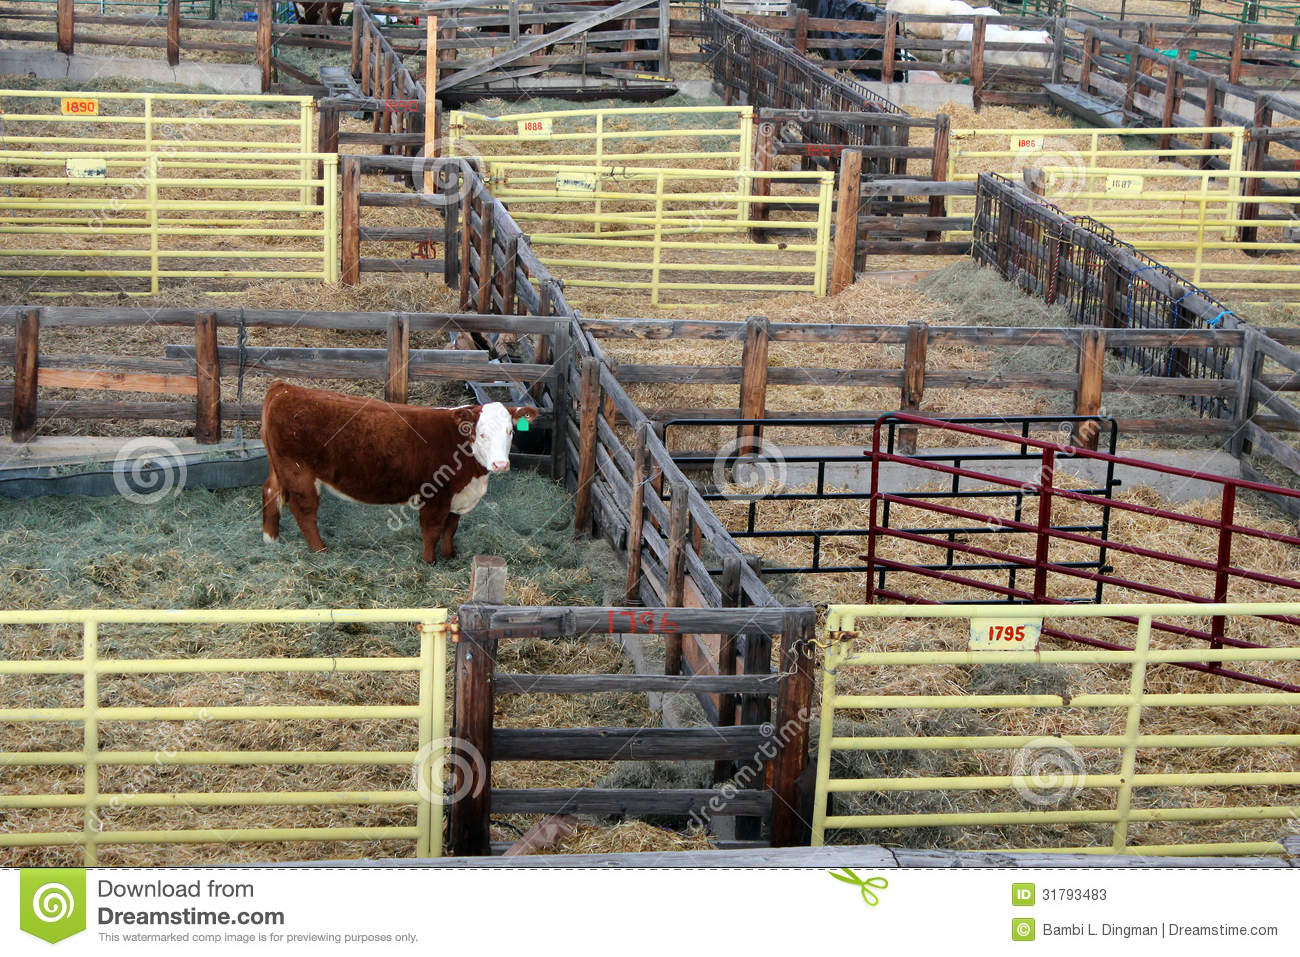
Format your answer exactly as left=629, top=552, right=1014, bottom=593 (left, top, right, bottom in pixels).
left=516, top=418, right=529, bottom=432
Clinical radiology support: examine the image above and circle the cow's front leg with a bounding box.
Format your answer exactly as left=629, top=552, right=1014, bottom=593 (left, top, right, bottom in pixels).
left=439, top=513, right=461, bottom=560
left=418, top=499, right=452, bottom=564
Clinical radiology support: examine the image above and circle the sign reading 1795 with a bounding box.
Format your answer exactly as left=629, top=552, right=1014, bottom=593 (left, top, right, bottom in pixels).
left=969, top=617, right=1043, bottom=650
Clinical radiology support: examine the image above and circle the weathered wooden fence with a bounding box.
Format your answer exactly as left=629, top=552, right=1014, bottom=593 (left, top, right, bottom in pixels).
left=448, top=603, right=816, bottom=854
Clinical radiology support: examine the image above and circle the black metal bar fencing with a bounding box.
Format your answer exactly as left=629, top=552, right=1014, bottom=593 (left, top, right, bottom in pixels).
left=972, top=172, right=1240, bottom=422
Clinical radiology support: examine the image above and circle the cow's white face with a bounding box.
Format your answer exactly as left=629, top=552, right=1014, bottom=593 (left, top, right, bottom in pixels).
left=471, top=402, right=515, bottom=474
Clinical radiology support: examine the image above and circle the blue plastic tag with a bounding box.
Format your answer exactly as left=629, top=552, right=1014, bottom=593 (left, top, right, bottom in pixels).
left=516, top=418, right=530, bottom=432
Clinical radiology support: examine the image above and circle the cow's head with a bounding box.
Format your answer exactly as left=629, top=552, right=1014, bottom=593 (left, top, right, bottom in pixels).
left=465, top=402, right=539, bottom=473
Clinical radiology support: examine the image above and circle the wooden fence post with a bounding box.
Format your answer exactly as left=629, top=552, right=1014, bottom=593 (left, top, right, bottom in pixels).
left=1051, top=17, right=1066, bottom=85
left=1079, top=28, right=1094, bottom=96
left=166, top=0, right=180, bottom=66
left=664, top=483, right=690, bottom=676
left=57, top=0, right=73, bottom=56
left=194, top=311, right=220, bottom=445
left=460, top=184, right=474, bottom=309
left=769, top=611, right=816, bottom=848
left=351, top=3, right=362, bottom=76
left=449, top=602, right=496, bottom=857
left=714, top=552, right=743, bottom=734
left=927, top=113, right=950, bottom=242
left=441, top=163, right=460, bottom=288
left=424, top=16, right=439, bottom=191
left=794, top=7, right=809, bottom=55
left=1160, top=59, right=1180, bottom=150
left=1200, top=78, right=1218, bottom=168
left=882, top=14, right=898, bottom=83
left=12, top=308, right=40, bottom=443
left=256, top=0, right=273, bottom=93
left=500, top=234, right=519, bottom=316
left=385, top=314, right=410, bottom=404
left=748, top=120, right=775, bottom=243
left=1239, top=100, right=1272, bottom=245
left=573, top=357, right=601, bottom=538
left=898, top=320, right=928, bottom=454
left=1230, top=328, right=1262, bottom=458
left=623, top=423, right=650, bottom=605
left=475, top=200, right=494, bottom=314
left=340, top=156, right=360, bottom=286
left=830, top=149, right=862, bottom=295
left=316, top=106, right=340, bottom=207
left=738, top=315, right=769, bottom=457
left=971, top=16, right=987, bottom=110
left=1072, top=328, right=1105, bottom=450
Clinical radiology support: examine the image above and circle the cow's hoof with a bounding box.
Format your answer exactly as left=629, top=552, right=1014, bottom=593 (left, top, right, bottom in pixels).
left=263, top=532, right=277, bottom=545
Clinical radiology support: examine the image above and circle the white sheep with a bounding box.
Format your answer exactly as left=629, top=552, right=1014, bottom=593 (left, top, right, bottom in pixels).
left=885, top=0, right=970, bottom=41
left=943, top=23, right=1052, bottom=72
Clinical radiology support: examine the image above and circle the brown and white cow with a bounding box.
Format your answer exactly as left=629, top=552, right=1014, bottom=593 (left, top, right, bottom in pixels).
left=260, top=381, right=538, bottom=563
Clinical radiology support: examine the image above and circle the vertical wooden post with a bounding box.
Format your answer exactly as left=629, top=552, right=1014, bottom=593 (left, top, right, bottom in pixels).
left=1239, top=100, right=1271, bottom=245
left=830, top=149, right=862, bottom=296
left=166, top=0, right=180, bottom=66
left=1229, top=25, right=1245, bottom=85
left=256, top=0, right=273, bottom=93
left=624, top=423, right=650, bottom=605
left=664, top=483, right=690, bottom=677
left=12, top=308, right=40, bottom=443
left=340, top=156, right=360, bottom=286
left=475, top=198, right=494, bottom=314
left=449, top=603, right=495, bottom=857
left=881, top=14, right=897, bottom=83
left=1072, top=328, right=1105, bottom=450
left=1230, top=328, right=1261, bottom=458
left=1050, top=17, right=1066, bottom=86
left=460, top=184, right=474, bottom=309
left=794, top=8, right=809, bottom=55
left=57, top=0, right=73, bottom=56
left=927, top=113, right=950, bottom=242
left=658, top=0, right=671, bottom=77
left=1160, top=60, right=1180, bottom=151
left=441, top=163, right=460, bottom=288
left=351, top=3, right=362, bottom=77
left=1200, top=78, right=1218, bottom=168
left=500, top=234, right=519, bottom=316
left=194, top=311, right=220, bottom=445
left=316, top=107, right=340, bottom=207
left=1079, top=28, right=1094, bottom=95
left=361, top=22, right=373, bottom=95
left=737, top=315, right=770, bottom=457
left=712, top=553, right=743, bottom=785
left=898, top=321, right=928, bottom=455
left=424, top=17, right=439, bottom=192
left=769, top=611, right=816, bottom=848
left=971, top=16, right=987, bottom=110
left=549, top=305, right=571, bottom=484
left=573, top=357, right=601, bottom=539
left=377, top=55, right=393, bottom=139
left=385, top=314, right=410, bottom=404
left=748, top=120, right=775, bottom=243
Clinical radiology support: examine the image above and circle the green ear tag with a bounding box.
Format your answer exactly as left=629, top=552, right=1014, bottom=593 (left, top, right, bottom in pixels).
left=516, top=418, right=530, bottom=432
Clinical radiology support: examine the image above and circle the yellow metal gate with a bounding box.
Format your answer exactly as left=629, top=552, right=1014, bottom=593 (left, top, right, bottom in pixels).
left=0, top=608, right=450, bottom=864
left=813, top=602, right=1300, bottom=857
